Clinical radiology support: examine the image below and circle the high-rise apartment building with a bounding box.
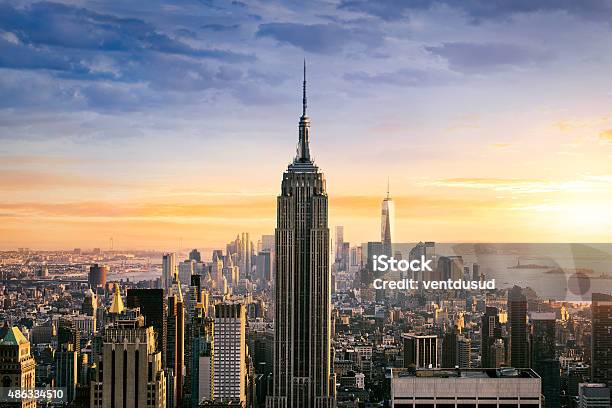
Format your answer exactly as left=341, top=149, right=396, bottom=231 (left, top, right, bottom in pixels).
left=267, top=63, right=335, bottom=408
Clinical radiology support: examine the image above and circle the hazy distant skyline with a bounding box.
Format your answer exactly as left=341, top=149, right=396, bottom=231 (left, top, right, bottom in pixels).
left=1, top=0, right=611, bottom=249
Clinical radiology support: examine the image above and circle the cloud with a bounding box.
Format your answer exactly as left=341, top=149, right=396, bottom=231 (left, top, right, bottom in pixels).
left=425, top=42, right=553, bottom=73
left=256, top=22, right=382, bottom=54
left=338, top=0, right=612, bottom=23
left=0, top=1, right=262, bottom=111
left=344, top=67, right=457, bottom=87
left=202, top=23, right=240, bottom=32
left=429, top=176, right=612, bottom=193
left=600, top=129, right=612, bottom=142
left=0, top=2, right=252, bottom=62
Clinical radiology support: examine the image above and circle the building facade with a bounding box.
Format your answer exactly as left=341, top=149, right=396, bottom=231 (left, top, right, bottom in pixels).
left=390, top=368, right=541, bottom=407
left=592, top=293, right=612, bottom=387
left=91, top=310, right=166, bottom=408
left=0, top=326, right=36, bottom=408
left=214, top=303, right=246, bottom=403
left=267, top=63, right=335, bottom=408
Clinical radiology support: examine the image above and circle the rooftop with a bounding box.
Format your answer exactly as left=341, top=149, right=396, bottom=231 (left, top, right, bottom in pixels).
left=392, top=367, right=540, bottom=380
left=0, top=326, right=29, bottom=346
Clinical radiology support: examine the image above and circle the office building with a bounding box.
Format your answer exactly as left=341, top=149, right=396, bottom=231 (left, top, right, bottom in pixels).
left=189, top=249, right=202, bottom=263
left=91, top=310, right=166, bottom=407
left=167, top=282, right=185, bottom=408
left=214, top=303, right=246, bottom=402
left=191, top=306, right=214, bottom=407
left=457, top=336, right=472, bottom=369
left=508, top=286, right=529, bottom=368
left=408, top=242, right=435, bottom=280
left=436, top=256, right=464, bottom=281
left=592, top=293, right=612, bottom=387
left=256, top=250, right=272, bottom=284
left=55, top=343, right=78, bottom=403
left=442, top=329, right=457, bottom=368
left=126, top=288, right=168, bottom=368
left=267, top=63, right=335, bottom=408
left=403, top=334, right=438, bottom=368
left=334, top=226, right=344, bottom=262
left=578, top=383, right=610, bottom=407
left=530, top=312, right=560, bottom=407
left=390, top=367, right=541, bottom=407
left=381, top=180, right=395, bottom=257
left=0, top=326, right=36, bottom=408
left=82, top=288, right=97, bottom=317
left=162, top=253, right=177, bottom=291
left=481, top=306, right=501, bottom=368
left=179, top=260, right=195, bottom=288
left=89, top=264, right=108, bottom=287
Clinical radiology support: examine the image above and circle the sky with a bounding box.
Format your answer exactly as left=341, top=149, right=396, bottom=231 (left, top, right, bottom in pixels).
left=0, top=0, right=611, bottom=251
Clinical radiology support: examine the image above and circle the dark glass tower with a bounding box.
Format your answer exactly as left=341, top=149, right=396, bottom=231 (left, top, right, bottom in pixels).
left=267, top=63, right=335, bottom=408
left=592, top=292, right=612, bottom=387
left=126, top=289, right=168, bottom=367
left=481, top=306, right=501, bottom=368
left=508, top=285, right=529, bottom=368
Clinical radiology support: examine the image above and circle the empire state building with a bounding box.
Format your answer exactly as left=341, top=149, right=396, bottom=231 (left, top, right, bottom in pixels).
left=267, top=63, right=336, bottom=408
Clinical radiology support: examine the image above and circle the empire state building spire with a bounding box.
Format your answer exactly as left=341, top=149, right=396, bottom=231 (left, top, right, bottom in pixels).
left=296, top=60, right=311, bottom=163
left=302, top=59, right=307, bottom=117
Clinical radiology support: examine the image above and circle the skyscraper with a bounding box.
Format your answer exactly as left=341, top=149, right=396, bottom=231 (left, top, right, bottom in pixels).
left=162, top=253, right=176, bottom=291
left=190, top=305, right=214, bottom=407
left=126, top=289, right=168, bottom=368
left=481, top=306, right=501, bottom=368
left=89, top=263, right=108, bottom=288
left=441, top=329, right=457, bottom=368
left=267, top=62, right=335, bottom=408
left=167, top=282, right=185, bottom=408
left=508, top=286, right=529, bottom=368
left=214, top=303, right=247, bottom=403
left=189, top=249, right=202, bottom=262
left=380, top=179, right=394, bottom=257
left=530, top=312, right=560, bottom=407
left=55, top=343, right=78, bottom=403
left=334, top=226, right=344, bottom=262
left=592, top=293, right=612, bottom=387
left=0, top=326, right=36, bottom=408
left=90, top=309, right=166, bottom=408
left=578, top=383, right=611, bottom=407
left=402, top=334, right=438, bottom=368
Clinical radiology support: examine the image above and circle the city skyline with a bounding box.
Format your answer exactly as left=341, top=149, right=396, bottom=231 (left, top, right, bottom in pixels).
left=2, top=3, right=612, bottom=407
left=1, top=1, right=612, bottom=249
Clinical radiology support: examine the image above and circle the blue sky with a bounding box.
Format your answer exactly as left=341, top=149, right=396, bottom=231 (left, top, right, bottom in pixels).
left=1, top=0, right=611, bottom=249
